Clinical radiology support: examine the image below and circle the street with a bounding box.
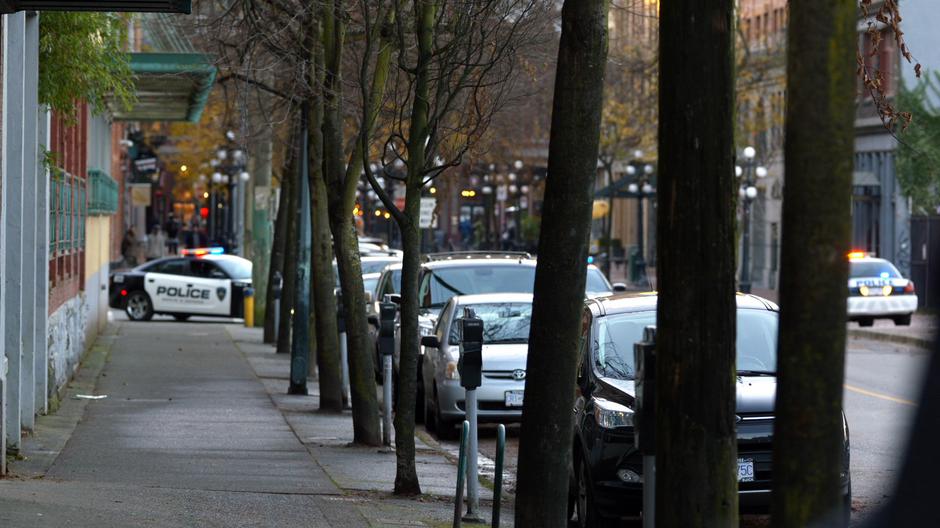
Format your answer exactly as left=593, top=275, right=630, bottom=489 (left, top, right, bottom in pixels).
left=427, top=335, right=931, bottom=526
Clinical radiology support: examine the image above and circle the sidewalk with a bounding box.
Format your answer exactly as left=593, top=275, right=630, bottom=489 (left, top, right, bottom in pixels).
left=0, top=317, right=507, bottom=527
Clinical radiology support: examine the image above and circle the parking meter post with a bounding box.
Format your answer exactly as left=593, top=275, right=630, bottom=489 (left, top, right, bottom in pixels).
left=634, top=325, right=657, bottom=528
left=379, top=298, right=397, bottom=447
left=458, top=308, right=484, bottom=523
left=336, top=289, right=351, bottom=407
left=272, top=272, right=283, bottom=343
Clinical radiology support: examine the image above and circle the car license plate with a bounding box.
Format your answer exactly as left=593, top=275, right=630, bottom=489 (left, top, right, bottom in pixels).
left=737, top=458, right=755, bottom=482
left=504, top=390, right=524, bottom=407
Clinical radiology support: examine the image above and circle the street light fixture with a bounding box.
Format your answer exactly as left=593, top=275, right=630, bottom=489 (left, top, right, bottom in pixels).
left=737, top=145, right=767, bottom=294
left=627, top=156, right=655, bottom=286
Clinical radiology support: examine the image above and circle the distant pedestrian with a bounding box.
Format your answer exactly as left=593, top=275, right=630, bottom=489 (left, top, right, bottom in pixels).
left=121, top=227, right=137, bottom=267
left=165, top=214, right=180, bottom=254
left=147, top=225, right=166, bottom=260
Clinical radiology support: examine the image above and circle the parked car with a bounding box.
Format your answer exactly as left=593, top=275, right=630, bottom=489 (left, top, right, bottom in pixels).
left=332, top=255, right=402, bottom=288
left=846, top=252, right=917, bottom=326
left=569, top=292, right=851, bottom=525
left=109, top=253, right=252, bottom=322
left=420, top=293, right=533, bottom=438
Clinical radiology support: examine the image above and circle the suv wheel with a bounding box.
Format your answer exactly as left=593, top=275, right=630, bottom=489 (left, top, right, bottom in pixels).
left=574, top=457, right=602, bottom=528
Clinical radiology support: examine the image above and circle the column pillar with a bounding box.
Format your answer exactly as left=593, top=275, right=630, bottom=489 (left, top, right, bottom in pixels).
left=20, top=12, right=40, bottom=430
left=2, top=11, right=27, bottom=452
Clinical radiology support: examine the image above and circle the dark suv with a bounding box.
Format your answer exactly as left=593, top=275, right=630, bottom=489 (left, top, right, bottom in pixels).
left=569, top=293, right=851, bottom=526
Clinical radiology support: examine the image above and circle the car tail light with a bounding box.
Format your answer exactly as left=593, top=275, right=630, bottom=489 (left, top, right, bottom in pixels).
left=904, top=282, right=915, bottom=294
left=120, top=289, right=128, bottom=296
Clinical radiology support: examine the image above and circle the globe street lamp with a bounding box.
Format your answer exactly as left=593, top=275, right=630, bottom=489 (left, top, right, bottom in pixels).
left=736, top=146, right=767, bottom=294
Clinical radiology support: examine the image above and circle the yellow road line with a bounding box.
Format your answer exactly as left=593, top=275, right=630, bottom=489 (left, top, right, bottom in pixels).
left=844, top=384, right=916, bottom=406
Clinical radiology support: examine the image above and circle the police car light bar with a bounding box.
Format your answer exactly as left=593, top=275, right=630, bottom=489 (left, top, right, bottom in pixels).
left=847, top=251, right=868, bottom=260
left=181, top=247, right=225, bottom=257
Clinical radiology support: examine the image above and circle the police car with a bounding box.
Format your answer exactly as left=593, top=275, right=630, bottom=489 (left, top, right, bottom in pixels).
left=109, top=248, right=253, bottom=321
left=847, top=252, right=917, bottom=326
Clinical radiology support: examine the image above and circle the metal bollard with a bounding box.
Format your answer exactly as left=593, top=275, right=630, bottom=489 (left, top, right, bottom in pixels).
left=243, top=287, right=255, bottom=327
left=492, top=423, right=506, bottom=528
left=453, top=421, right=470, bottom=528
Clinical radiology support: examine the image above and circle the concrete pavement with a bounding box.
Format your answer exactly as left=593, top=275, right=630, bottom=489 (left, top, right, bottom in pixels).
left=0, top=315, right=505, bottom=527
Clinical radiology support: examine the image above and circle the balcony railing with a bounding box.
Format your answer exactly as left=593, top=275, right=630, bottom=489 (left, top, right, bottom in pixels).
left=87, top=168, right=118, bottom=216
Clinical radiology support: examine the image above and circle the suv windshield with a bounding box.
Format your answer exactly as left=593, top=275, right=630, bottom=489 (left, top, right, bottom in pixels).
left=425, top=266, right=537, bottom=307
left=594, top=309, right=778, bottom=380
left=449, top=302, right=532, bottom=345
left=850, top=260, right=901, bottom=279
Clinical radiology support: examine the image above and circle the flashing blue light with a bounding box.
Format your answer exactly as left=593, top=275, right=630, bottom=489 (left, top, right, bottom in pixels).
left=587, top=255, right=595, bottom=264
left=880, top=272, right=889, bottom=279
left=209, top=247, right=224, bottom=254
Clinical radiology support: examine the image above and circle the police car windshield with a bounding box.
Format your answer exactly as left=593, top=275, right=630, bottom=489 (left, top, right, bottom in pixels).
left=594, top=309, right=778, bottom=380
left=448, top=302, right=532, bottom=345
left=850, top=261, right=901, bottom=279
left=426, top=266, right=536, bottom=308
left=211, top=258, right=252, bottom=280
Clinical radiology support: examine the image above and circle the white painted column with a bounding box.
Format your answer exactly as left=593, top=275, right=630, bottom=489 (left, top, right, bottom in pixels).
left=2, top=11, right=27, bottom=452
left=20, top=12, right=40, bottom=430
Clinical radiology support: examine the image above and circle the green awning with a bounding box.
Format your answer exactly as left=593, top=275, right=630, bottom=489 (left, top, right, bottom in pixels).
left=112, top=52, right=216, bottom=123
left=1, top=1, right=190, bottom=13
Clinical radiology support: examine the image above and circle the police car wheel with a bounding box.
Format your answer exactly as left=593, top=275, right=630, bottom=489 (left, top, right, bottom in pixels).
left=173, top=315, right=191, bottom=322
left=125, top=291, right=154, bottom=321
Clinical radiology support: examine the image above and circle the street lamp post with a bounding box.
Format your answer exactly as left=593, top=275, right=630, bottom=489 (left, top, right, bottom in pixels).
left=736, top=146, right=768, bottom=294
left=627, top=159, right=655, bottom=287
left=215, top=131, right=249, bottom=254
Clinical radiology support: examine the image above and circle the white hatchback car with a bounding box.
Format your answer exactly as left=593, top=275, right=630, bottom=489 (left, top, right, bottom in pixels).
left=847, top=254, right=917, bottom=326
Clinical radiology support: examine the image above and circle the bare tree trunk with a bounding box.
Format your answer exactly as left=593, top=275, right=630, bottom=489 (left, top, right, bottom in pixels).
left=306, top=7, right=345, bottom=413
left=655, top=1, right=738, bottom=526
left=772, top=2, right=857, bottom=527
left=277, top=137, right=300, bottom=356
left=266, top=150, right=293, bottom=344
left=389, top=0, right=436, bottom=496
left=513, top=1, right=608, bottom=526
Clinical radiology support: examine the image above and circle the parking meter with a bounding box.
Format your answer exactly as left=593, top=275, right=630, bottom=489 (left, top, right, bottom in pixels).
left=334, top=288, right=350, bottom=405
left=379, top=295, right=398, bottom=446
left=458, top=308, right=484, bottom=390
left=633, top=325, right=656, bottom=455
left=378, top=299, right=397, bottom=357
left=633, top=325, right=657, bottom=528
left=272, top=271, right=283, bottom=300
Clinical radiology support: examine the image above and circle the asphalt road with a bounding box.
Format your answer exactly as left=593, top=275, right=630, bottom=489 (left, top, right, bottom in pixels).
left=428, top=336, right=931, bottom=526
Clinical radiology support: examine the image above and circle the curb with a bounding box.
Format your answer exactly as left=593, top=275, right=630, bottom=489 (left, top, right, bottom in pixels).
left=847, top=328, right=933, bottom=350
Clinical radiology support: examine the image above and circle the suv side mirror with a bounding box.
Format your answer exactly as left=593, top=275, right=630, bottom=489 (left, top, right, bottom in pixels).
left=421, top=335, right=440, bottom=348
left=612, top=282, right=628, bottom=292
left=387, top=293, right=402, bottom=305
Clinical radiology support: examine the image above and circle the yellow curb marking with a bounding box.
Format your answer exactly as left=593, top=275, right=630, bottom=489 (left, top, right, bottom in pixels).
left=844, top=384, right=916, bottom=407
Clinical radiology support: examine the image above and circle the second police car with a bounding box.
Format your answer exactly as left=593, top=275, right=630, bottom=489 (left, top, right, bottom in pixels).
left=846, top=252, right=917, bottom=326
left=109, top=248, right=253, bottom=321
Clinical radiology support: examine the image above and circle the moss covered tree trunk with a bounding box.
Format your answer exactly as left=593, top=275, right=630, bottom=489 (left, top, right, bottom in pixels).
left=322, top=0, right=381, bottom=443
left=655, top=1, right=738, bottom=526
left=513, top=1, right=608, bottom=526
left=772, top=2, right=857, bottom=526
left=306, top=9, right=345, bottom=413
left=267, top=145, right=294, bottom=345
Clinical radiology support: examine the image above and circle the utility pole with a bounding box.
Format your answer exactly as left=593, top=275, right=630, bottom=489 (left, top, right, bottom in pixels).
left=289, top=107, right=311, bottom=395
